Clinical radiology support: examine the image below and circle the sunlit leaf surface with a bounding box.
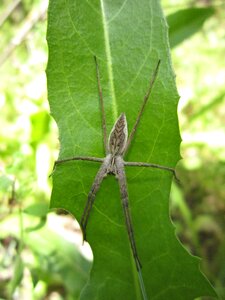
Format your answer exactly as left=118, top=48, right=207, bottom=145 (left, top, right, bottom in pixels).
left=47, top=1, right=216, bottom=299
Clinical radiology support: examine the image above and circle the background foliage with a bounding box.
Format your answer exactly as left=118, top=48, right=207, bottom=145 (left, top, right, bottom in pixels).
left=0, top=0, right=224, bottom=299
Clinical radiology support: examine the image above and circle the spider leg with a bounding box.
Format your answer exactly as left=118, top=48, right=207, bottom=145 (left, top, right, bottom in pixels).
left=124, top=161, right=179, bottom=182
left=124, top=60, right=161, bottom=155
left=80, top=158, right=109, bottom=241
left=49, top=156, right=104, bottom=177
left=115, top=156, right=142, bottom=271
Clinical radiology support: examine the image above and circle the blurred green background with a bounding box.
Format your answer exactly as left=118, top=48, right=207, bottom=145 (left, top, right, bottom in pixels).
left=0, top=0, right=224, bottom=299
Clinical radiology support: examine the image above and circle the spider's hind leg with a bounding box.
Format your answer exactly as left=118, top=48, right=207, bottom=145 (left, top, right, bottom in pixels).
left=80, top=159, right=108, bottom=241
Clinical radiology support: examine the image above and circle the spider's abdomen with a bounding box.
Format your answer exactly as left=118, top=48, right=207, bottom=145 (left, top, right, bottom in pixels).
left=108, top=113, right=128, bottom=156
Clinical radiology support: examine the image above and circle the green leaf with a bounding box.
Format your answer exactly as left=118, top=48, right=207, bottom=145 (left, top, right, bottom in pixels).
left=23, top=203, right=48, bottom=231
left=7, top=255, right=24, bottom=296
left=23, top=203, right=49, bottom=217
left=167, top=7, right=215, bottom=48
left=190, top=91, right=225, bottom=122
left=24, top=220, right=91, bottom=299
left=0, top=212, right=91, bottom=299
left=47, top=1, right=217, bottom=299
left=0, top=174, right=13, bottom=192
left=30, top=111, right=50, bottom=149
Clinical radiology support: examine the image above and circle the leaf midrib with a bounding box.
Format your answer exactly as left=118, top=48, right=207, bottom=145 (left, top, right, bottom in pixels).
left=99, top=2, right=142, bottom=299
left=100, top=0, right=118, bottom=121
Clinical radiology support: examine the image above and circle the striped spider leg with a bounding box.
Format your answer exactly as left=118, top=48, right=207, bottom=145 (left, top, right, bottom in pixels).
left=53, top=57, right=177, bottom=274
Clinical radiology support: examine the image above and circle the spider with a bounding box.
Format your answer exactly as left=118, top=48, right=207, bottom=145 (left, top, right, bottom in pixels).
left=52, top=57, right=177, bottom=299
